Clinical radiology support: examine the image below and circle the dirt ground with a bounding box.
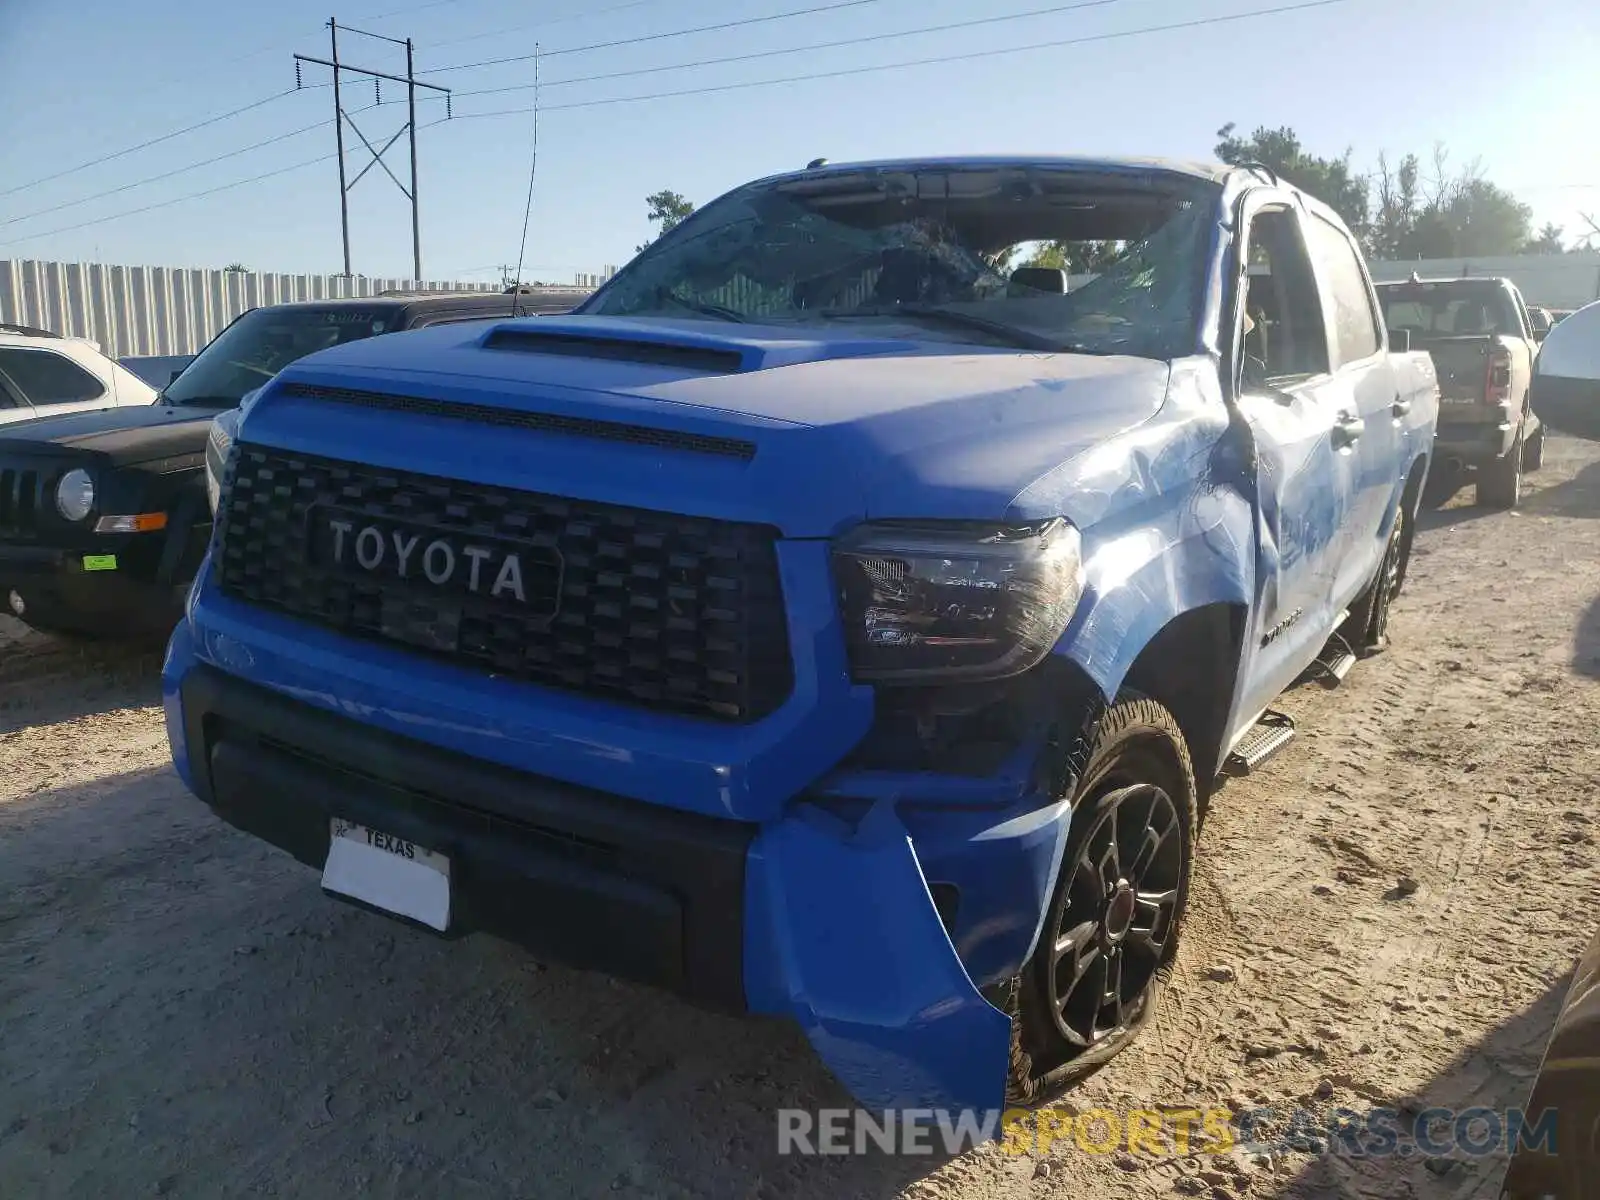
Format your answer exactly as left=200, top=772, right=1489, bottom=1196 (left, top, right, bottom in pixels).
left=3, top=437, right=1599, bottom=1200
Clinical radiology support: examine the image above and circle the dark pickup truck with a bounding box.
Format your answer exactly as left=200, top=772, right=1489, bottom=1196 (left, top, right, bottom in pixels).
left=1374, top=275, right=1544, bottom=508
left=0, top=290, right=584, bottom=638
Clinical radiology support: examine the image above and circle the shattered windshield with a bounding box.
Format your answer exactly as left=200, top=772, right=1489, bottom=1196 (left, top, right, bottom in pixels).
left=585, top=166, right=1218, bottom=359
left=163, top=305, right=403, bottom=407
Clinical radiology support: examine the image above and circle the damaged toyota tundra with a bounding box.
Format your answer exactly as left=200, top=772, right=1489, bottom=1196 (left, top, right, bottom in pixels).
left=165, top=157, right=1438, bottom=1118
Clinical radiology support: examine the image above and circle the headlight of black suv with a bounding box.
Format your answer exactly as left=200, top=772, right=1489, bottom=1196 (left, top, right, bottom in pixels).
left=832, top=518, right=1085, bottom=684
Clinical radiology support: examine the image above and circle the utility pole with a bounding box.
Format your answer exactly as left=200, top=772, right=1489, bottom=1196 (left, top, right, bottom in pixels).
left=295, top=19, right=450, bottom=281
left=406, top=37, right=421, bottom=282
left=329, top=20, right=351, bottom=278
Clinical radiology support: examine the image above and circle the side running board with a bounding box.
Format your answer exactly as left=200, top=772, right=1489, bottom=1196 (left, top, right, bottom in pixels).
left=1318, top=646, right=1358, bottom=685
left=1224, top=710, right=1296, bottom=776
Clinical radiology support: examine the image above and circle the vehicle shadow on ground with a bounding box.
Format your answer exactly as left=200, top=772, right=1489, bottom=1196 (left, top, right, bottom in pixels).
left=1571, top=581, right=1600, bottom=682
left=0, top=765, right=951, bottom=1200
left=1521, top=459, right=1600, bottom=521
left=0, top=623, right=165, bottom=734
left=1258, top=978, right=1567, bottom=1199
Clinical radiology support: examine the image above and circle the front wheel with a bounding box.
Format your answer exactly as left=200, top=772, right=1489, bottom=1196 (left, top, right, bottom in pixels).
left=1002, top=695, right=1198, bottom=1104
left=1342, top=506, right=1406, bottom=656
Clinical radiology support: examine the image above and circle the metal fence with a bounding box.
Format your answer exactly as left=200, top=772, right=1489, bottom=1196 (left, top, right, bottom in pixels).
left=0, top=259, right=584, bottom=360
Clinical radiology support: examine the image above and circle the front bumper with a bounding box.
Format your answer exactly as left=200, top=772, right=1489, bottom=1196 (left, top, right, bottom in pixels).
left=0, top=539, right=186, bottom=630
left=179, top=660, right=752, bottom=1008
left=164, top=573, right=1081, bottom=1115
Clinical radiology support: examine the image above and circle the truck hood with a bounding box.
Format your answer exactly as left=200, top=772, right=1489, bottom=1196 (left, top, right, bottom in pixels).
left=0, top=403, right=221, bottom=467
left=258, top=316, right=1173, bottom=536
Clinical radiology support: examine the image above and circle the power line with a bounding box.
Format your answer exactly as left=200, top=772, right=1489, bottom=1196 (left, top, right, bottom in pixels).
left=0, top=102, right=407, bottom=252
left=0, top=0, right=501, bottom=209
left=8, top=0, right=1140, bottom=219
left=0, top=152, right=338, bottom=249
left=424, top=0, right=892, bottom=73
left=451, top=0, right=1354, bottom=119
left=0, top=89, right=302, bottom=201
left=361, top=0, right=466, bottom=18
left=452, top=0, right=1143, bottom=101
left=430, top=0, right=673, bottom=51
left=2, top=1, right=1350, bottom=251
left=0, top=115, right=342, bottom=229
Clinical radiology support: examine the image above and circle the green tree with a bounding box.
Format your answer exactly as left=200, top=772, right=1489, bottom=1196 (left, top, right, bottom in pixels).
left=1523, top=222, right=1567, bottom=255
left=1022, top=239, right=1124, bottom=274
left=1369, top=145, right=1533, bottom=258
left=1215, top=123, right=1370, bottom=235
left=1369, top=151, right=1423, bottom=259
left=1443, top=177, right=1533, bottom=256
left=636, top=189, right=696, bottom=252
left=223, top=262, right=249, bottom=273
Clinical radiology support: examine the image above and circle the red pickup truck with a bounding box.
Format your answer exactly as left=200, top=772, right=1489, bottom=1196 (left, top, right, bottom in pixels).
left=1374, top=276, right=1544, bottom=508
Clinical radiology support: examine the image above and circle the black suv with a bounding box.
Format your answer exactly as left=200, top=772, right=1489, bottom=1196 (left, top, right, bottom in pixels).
left=0, top=290, right=584, bottom=639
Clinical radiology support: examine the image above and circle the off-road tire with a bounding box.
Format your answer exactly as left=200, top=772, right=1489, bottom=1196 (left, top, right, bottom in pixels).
left=999, top=694, right=1198, bottom=1106
left=1478, top=428, right=1524, bottom=509
left=1523, top=423, right=1545, bottom=472
left=1345, top=506, right=1405, bottom=656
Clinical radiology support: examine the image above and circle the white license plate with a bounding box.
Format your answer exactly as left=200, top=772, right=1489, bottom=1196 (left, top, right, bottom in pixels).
left=321, top=818, right=451, bottom=932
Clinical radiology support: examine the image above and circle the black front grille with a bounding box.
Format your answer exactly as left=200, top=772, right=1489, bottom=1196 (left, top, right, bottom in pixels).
left=0, top=467, right=41, bottom=538
left=214, top=444, right=794, bottom=722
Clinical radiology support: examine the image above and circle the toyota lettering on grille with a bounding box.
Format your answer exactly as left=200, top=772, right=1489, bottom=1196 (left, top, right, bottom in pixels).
left=306, top=505, right=562, bottom=649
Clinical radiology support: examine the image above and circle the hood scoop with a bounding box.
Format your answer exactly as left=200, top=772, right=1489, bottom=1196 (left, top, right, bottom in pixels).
left=276, top=381, right=757, bottom=461
left=481, top=327, right=746, bottom=374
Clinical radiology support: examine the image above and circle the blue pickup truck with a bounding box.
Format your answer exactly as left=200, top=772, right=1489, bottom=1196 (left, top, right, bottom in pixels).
left=165, top=156, right=1438, bottom=1119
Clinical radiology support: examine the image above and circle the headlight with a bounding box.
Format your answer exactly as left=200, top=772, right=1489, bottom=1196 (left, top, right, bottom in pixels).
left=832, top=518, right=1084, bottom=684
left=205, top=407, right=240, bottom=516
left=55, top=468, right=96, bottom=522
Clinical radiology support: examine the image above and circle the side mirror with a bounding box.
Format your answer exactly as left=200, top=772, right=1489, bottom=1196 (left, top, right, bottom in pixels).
left=1388, top=328, right=1412, bottom=354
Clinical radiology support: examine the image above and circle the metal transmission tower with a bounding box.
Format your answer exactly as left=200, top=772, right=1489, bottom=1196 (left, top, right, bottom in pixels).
left=294, top=19, right=451, bottom=280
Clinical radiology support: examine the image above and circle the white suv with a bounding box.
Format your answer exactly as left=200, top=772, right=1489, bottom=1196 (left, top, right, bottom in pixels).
left=0, top=324, right=158, bottom=425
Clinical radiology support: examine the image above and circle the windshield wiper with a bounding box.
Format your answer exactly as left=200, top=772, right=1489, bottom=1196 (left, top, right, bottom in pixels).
left=654, top=289, right=746, bottom=323
left=820, top=305, right=1073, bottom=353
left=163, top=394, right=239, bottom=408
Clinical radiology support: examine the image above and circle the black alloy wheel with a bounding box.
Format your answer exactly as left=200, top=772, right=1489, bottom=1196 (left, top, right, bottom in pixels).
left=1045, top=781, right=1184, bottom=1049
left=1002, top=694, right=1198, bottom=1104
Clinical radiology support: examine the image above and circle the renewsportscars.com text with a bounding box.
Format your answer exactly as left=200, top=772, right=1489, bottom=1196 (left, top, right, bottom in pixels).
left=776, top=1105, right=1557, bottom=1158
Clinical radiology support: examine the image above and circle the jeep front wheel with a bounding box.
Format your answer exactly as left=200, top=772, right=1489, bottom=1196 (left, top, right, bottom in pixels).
left=1004, top=695, right=1197, bottom=1103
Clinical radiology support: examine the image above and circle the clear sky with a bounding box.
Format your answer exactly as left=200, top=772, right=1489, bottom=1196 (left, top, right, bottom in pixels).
left=2, top=0, right=1597, bottom=284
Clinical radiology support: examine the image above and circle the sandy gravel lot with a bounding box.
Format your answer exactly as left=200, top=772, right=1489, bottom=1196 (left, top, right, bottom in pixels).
left=3, top=437, right=1598, bottom=1200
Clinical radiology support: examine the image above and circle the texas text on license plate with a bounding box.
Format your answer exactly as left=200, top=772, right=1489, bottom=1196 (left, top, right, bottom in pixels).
left=320, top=818, right=452, bottom=932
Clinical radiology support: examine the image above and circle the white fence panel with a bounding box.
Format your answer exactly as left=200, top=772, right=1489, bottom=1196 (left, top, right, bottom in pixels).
left=0, top=259, right=526, bottom=358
